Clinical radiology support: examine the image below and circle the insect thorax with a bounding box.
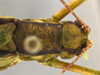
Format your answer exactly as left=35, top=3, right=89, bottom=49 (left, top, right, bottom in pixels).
left=14, top=19, right=62, bottom=56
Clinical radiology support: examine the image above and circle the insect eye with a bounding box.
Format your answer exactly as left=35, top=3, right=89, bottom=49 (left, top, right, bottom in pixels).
left=23, top=35, right=42, bottom=54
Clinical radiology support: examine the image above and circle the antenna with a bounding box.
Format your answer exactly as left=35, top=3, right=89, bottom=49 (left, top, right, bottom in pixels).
left=60, top=0, right=92, bottom=73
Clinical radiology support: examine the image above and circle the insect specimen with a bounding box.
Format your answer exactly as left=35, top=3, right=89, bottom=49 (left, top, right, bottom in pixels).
left=0, top=0, right=94, bottom=74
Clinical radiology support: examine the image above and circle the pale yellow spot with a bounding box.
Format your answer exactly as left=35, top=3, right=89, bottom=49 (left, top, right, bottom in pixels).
left=84, top=52, right=89, bottom=60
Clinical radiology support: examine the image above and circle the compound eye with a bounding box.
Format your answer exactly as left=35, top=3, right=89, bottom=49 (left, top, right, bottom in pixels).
left=23, top=35, right=42, bottom=54
left=74, top=20, right=82, bottom=28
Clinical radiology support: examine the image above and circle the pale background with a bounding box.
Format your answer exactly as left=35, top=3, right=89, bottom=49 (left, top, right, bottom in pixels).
left=0, top=0, right=100, bottom=75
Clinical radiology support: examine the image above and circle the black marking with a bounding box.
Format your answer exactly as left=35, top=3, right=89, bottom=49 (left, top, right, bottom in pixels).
left=61, top=21, right=74, bottom=25
left=74, top=20, right=82, bottom=28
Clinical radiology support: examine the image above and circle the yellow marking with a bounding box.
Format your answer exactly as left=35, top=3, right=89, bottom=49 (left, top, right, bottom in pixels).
left=84, top=51, right=89, bottom=60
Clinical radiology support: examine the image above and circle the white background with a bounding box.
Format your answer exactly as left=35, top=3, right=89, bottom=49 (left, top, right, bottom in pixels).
left=0, top=0, right=100, bottom=75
